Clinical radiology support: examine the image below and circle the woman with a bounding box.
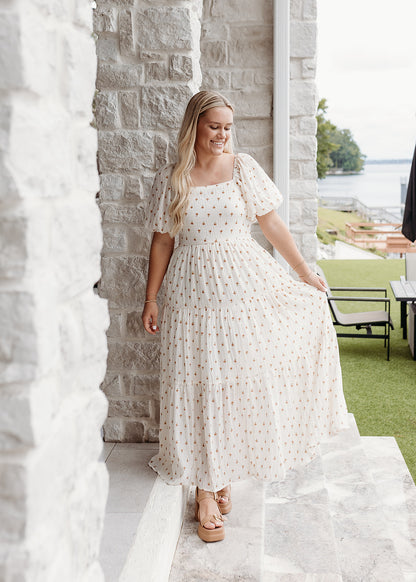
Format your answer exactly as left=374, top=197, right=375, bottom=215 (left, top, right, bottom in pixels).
left=142, top=91, right=349, bottom=543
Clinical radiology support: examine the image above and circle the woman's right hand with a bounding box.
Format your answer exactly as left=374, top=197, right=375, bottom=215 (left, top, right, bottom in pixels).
left=142, top=302, right=160, bottom=335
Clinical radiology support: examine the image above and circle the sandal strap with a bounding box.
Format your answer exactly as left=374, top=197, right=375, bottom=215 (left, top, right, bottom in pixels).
left=196, top=487, right=219, bottom=502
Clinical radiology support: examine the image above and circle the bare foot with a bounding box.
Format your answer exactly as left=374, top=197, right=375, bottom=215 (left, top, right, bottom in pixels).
left=217, top=484, right=231, bottom=505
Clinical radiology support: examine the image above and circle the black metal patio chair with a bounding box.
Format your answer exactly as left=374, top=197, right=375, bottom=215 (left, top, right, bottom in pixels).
left=317, top=266, right=394, bottom=360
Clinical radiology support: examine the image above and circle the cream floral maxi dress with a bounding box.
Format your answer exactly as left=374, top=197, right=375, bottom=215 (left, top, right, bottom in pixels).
left=147, top=152, right=349, bottom=491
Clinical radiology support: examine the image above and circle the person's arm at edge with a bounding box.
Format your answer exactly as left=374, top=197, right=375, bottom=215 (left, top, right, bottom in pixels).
left=257, top=210, right=327, bottom=292
left=142, top=232, right=175, bottom=334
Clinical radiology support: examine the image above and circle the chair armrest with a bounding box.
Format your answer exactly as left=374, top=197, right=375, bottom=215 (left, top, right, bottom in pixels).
left=328, top=296, right=390, bottom=303
left=330, top=286, right=387, bottom=295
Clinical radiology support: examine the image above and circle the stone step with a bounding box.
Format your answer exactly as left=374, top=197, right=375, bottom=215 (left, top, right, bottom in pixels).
left=99, top=443, right=188, bottom=582
left=169, top=414, right=416, bottom=581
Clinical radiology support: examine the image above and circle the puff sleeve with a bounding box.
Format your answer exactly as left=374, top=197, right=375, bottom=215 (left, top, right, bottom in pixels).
left=146, top=164, right=175, bottom=234
left=236, top=152, right=283, bottom=223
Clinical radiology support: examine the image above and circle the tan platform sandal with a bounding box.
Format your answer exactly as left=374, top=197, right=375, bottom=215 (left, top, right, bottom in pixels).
left=217, top=485, right=232, bottom=515
left=194, top=487, right=225, bottom=543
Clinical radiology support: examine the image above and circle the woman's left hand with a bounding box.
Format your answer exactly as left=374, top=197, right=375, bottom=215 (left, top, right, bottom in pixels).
left=300, top=272, right=327, bottom=292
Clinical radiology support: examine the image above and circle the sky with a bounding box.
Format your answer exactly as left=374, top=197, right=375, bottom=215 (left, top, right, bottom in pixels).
left=316, top=0, right=416, bottom=160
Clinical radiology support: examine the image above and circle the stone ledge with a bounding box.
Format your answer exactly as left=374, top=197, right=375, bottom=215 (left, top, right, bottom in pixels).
left=100, top=442, right=188, bottom=582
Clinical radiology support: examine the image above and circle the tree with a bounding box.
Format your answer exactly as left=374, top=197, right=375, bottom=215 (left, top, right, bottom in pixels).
left=330, top=128, right=366, bottom=173
left=316, top=99, right=366, bottom=177
left=316, top=99, right=339, bottom=179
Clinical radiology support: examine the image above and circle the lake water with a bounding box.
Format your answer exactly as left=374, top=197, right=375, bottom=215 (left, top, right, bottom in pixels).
left=317, top=162, right=412, bottom=210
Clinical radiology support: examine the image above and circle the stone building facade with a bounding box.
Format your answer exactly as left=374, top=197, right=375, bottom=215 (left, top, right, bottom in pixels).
left=95, top=0, right=319, bottom=443
left=0, top=1, right=109, bottom=580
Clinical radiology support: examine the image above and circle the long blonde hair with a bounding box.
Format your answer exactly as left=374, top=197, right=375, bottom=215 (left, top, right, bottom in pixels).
left=169, top=91, right=234, bottom=236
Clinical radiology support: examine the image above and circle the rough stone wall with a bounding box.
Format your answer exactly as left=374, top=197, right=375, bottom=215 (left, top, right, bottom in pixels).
left=94, top=0, right=202, bottom=442
left=0, top=2, right=109, bottom=581
left=289, top=0, right=319, bottom=262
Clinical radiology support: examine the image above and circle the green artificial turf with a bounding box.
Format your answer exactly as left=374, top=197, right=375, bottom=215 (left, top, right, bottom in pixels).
left=318, top=259, right=416, bottom=481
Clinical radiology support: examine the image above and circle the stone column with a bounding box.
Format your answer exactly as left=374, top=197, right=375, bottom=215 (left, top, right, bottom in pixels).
left=0, top=2, right=109, bottom=581
left=289, top=0, right=319, bottom=262
left=94, top=0, right=202, bottom=442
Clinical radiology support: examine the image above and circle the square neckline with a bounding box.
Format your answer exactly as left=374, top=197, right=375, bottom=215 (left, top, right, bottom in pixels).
left=190, top=154, right=238, bottom=190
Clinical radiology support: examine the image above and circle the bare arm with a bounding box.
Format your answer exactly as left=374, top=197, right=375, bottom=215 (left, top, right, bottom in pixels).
left=142, top=232, right=175, bottom=335
left=257, top=210, right=326, bottom=292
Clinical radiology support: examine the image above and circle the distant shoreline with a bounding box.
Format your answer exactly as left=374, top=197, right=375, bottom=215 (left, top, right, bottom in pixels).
left=365, top=159, right=412, bottom=165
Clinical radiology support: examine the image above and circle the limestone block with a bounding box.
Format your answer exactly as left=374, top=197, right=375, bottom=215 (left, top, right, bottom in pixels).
left=145, top=61, right=169, bottom=82
left=119, top=9, right=135, bottom=57
left=201, top=21, right=230, bottom=41
left=253, top=70, right=273, bottom=86
left=141, top=86, right=192, bottom=130
left=303, top=0, right=318, bottom=20
left=290, top=80, right=317, bottom=116
left=223, top=89, right=272, bottom=118
left=94, top=91, right=120, bottom=130
left=290, top=161, right=302, bottom=180
left=67, top=464, right=108, bottom=576
left=127, top=226, right=152, bottom=256
left=290, top=116, right=300, bottom=134
left=76, top=125, right=101, bottom=193
left=103, top=417, right=145, bottom=442
left=235, top=119, right=272, bottom=148
left=290, top=135, right=316, bottom=161
left=102, top=372, right=122, bottom=400
left=290, top=21, right=317, bottom=59
left=99, top=173, right=124, bottom=201
left=107, top=340, right=160, bottom=372
left=303, top=198, right=318, bottom=226
left=200, top=70, right=231, bottom=91
left=101, top=202, right=146, bottom=225
left=144, top=421, right=159, bottom=442
left=301, top=160, right=318, bottom=180
left=290, top=0, right=303, bottom=20
left=302, top=57, right=317, bottom=79
left=122, top=374, right=160, bottom=398
left=0, top=291, right=37, bottom=384
left=102, top=223, right=128, bottom=253
left=299, top=115, right=318, bottom=136
left=126, top=310, right=148, bottom=339
left=0, top=461, right=26, bottom=542
left=169, top=55, right=193, bottom=81
left=96, top=63, right=141, bottom=90
left=98, top=130, right=153, bottom=172
left=0, top=387, right=33, bottom=450
left=124, top=174, right=143, bottom=201
left=96, top=36, right=119, bottom=64
left=206, top=0, right=272, bottom=22
left=154, top=134, right=169, bottom=170
left=0, top=211, right=27, bottom=279
left=288, top=200, right=303, bottom=231
left=231, top=71, right=254, bottom=90
left=51, top=198, right=102, bottom=295
left=136, top=7, right=194, bottom=51
left=290, top=178, right=317, bottom=199
left=0, top=12, right=24, bottom=90
left=100, top=256, right=148, bottom=307
left=119, top=91, right=139, bottom=128
left=201, top=40, right=227, bottom=67
left=290, top=58, right=302, bottom=80
left=228, top=25, right=273, bottom=68
left=93, top=5, right=117, bottom=33
left=302, top=233, right=318, bottom=262
left=108, top=397, right=150, bottom=418
left=63, top=28, right=97, bottom=116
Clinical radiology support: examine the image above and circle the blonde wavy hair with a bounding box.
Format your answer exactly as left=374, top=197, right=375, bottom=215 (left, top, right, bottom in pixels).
left=169, top=91, right=234, bottom=236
